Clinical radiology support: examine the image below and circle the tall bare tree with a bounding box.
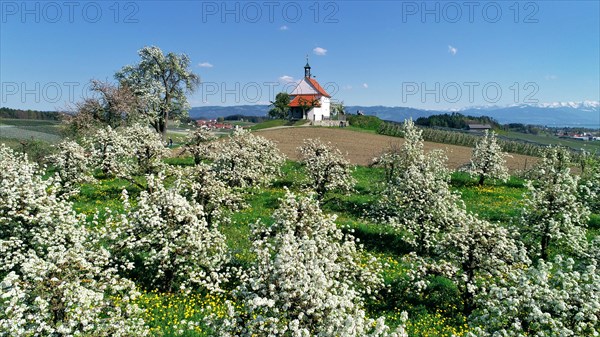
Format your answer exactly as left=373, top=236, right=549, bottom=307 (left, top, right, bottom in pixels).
left=63, top=80, right=143, bottom=136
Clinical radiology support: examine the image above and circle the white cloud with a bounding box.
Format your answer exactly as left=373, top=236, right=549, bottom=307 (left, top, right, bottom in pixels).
left=198, top=62, right=213, bottom=68
left=448, top=45, right=458, bottom=56
left=279, top=75, right=295, bottom=83
left=545, top=74, right=558, bottom=80
left=280, top=25, right=288, bottom=30
left=362, top=83, right=368, bottom=89
left=313, top=47, right=327, bottom=56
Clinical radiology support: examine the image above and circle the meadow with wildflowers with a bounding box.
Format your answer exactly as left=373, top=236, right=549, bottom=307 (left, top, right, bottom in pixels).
left=1, top=121, right=598, bottom=336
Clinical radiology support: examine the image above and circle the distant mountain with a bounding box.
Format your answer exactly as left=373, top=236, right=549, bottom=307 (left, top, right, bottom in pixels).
left=344, top=106, right=435, bottom=121
left=458, top=103, right=600, bottom=127
left=189, top=105, right=270, bottom=120
left=188, top=101, right=600, bottom=128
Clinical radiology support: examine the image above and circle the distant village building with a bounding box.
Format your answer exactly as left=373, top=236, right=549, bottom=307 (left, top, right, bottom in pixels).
left=196, top=119, right=233, bottom=130
left=558, top=131, right=598, bottom=141
left=289, top=60, right=331, bottom=121
left=468, top=123, right=492, bottom=132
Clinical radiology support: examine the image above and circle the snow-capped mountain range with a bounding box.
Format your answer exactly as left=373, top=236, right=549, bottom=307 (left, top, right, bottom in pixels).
left=456, top=101, right=600, bottom=111
left=189, top=101, right=600, bottom=128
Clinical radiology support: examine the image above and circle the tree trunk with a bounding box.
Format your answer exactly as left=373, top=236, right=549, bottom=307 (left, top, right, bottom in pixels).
left=163, top=268, right=174, bottom=293
left=478, top=174, right=485, bottom=186
left=160, top=117, right=168, bottom=141
left=462, top=253, right=476, bottom=316
left=540, top=233, right=549, bottom=260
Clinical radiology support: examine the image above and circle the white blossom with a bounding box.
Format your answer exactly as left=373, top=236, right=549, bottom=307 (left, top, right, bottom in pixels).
left=298, top=138, right=356, bottom=199
left=177, top=163, right=243, bottom=225
left=371, top=119, right=464, bottom=255
left=521, top=147, right=590, bottom=260
left=120, top=123, right=168, bottom=176
left=0, top=144, right=83, bottom=272
left=85, top=124, right=167, bottom=180
left=210, top=127, right=285, bottom=188
left=85, top=125, right=131, bottom=177
left=441, top=213, right=529, bottom=315
left=467, top=130, right=510, bottom=185
left=115, top=46, right=199, bottom=139
left=106, top=172, right=229, bottom=292
left=371, top=142, right=404, bottom=182
left=469, top=256, right=599, bottom=337
left=184, top=126, right=216, bottom=165
left=46, top=139, right=95, bottom=195
left=0, top=248, right=148, bottom=336
left=579, top=152, right=600, bottom=213
left=0, top=144, right=148, bottom=336
left=207, top=190, right=406, bottom=336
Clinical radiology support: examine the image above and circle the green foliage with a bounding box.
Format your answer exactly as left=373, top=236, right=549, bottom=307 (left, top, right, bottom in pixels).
left=223, top=115, right=267, bottom=123
left=378, top=121, right=544, bottom=157
left=347, top=114, right=384, bottom=131
left=0, top=107, right=61, bottom=120
left=503, top=123, right=542, bottom=134
left=15, top=138, right=55, bottom=163
left=268, top=92, right=291, bottom=119
left=415, top=112, right=498, bottom=129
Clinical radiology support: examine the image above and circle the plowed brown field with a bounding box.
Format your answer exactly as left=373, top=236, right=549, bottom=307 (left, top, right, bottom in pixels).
left=256, top=127, right=538, bottom=171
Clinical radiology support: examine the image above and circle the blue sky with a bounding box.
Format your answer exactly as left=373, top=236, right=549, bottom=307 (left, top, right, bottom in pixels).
left=1, top=0, right=599, bottom=110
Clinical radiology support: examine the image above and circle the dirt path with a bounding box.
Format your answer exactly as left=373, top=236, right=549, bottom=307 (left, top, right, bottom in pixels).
left=256, top=127, right=538, bottom=171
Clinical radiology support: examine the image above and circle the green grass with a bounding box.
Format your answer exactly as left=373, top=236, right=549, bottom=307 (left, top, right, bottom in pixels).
left=497, top=130, right=600, bottom=152
left=72, top=177, right=140, bottom=219
left=229, top=121, right=256, bottom=127
left=0, top=124, right=62, bottom=142
left=0, top=118, right=61, bottom=126
left=451, top=172, right=526, bottom=222
left=249, top=119, right=307, bottom=131
left=0, top=118, right=63, bottom=137
left=249, top=119, right=288, bottom=130
left=0, top=137, right=23, bottom=149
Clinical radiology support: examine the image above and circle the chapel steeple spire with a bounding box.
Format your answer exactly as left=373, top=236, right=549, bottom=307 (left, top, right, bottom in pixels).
left=304, top=55, right=311, bottom=78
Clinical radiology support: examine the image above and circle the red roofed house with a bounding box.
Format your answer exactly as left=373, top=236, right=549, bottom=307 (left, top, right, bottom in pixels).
left=289, top=60, right=331, bottom=121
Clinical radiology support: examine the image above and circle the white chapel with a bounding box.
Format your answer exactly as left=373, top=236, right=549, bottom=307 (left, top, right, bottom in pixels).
left=288, top=61, right=332, bottom=121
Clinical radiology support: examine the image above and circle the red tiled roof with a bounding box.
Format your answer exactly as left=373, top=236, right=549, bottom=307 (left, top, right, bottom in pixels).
left=308, top=78, right=331, bottom=97
left=289, top=94, right=322, bottom=107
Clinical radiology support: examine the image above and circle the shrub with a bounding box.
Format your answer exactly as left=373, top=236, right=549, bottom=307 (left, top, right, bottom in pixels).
left=347, top=114, right=383, bottom=131
left=105, top=173, right=229, bottom=293
left=0, top=144, right=147, bottom=336
left=520, top=147, right=590, bottom=260
left=371, top=120, right=463, bottom=255
left=467, top=130, right=510, bottom=185
left=210, top=127, right=285, bottom=188
left=46, top=139, right=95, bottom=194
left=297, top=138, right=356, bottom=199
left=207, top=190, right=406, bottom=336
left=184, top=126, right=216, bottom=165
left=470, top=256, right=599, bottom=337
